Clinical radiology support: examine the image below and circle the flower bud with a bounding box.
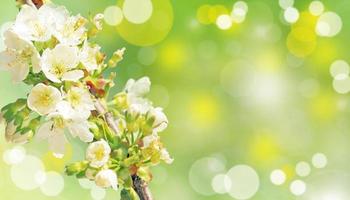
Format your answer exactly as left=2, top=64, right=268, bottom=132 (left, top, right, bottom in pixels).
left=93, top=13, right=104, bottom=31
left=86, top=140, right=111, bottom=168
left=113, top=92, right=128, bottom=110
left=108, top=48, right=125, bottom=68
left=65, top=161, right=89, bottom=176
left=85, top=168, right=97, bottom=180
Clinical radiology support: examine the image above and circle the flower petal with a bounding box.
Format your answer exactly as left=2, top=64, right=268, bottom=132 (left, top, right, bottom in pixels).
left=62, top=70, right=84, bottom=82
left=36, top=121, right=54, bottom=140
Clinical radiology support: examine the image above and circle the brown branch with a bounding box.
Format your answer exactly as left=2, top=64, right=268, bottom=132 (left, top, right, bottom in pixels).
left=94, top=100, right=153, bottom=200
left=94, top=100, right=121, bottom=137
left=132, top=175, right=153, bottom=200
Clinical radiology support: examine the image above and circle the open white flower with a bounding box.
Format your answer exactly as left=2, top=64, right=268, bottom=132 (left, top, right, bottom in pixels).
left=86, top=140, right=111, bottom=168
left=41, top=44, right=83, bottom=83
left=27, top=83, right=62, bottom=115
left=0, top=30, right=41, bottom=82
left=123, top=77, right=153, bottom=114
left=125, top=76, right=151, bottom=97
left=80, top=41, right=101, bottom=72
left=36, top=102, right=94, bottom=155
left=12, top=5, right=51, bottom=42
left=65, top=86, right=95, bottom=119
left=54, top=15, right=87, bottom=46
left=13, top=3, right=81, bottom=43
left=36, top=118, right=66, bottom=155
left=95, top=169, right=118, bottom=190
left=148, top=107, right=168, bottom=133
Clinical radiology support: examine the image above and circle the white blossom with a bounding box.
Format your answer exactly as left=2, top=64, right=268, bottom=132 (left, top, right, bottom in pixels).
left=0, top=30, right=41, bottom=82
left=125, top=76, right=151, bottom=97
left=80, top=41, right=101, bottom=72
left=86, top=140, right=111, bottom=168
left=149, top=107, right=168, bottom=133
left=36, top=102, right=94, bottom=155
left=36, top=119, right=66, bottom=155
left=95, top=169, right=118, bottom=190
left=12, top=5, right=52, bottom=42
left=41, top=44, right=83, bottom=83
left=124, top=77, right=152, bottom=114
left=65, top=86, right=95, bottom=119
left=54, top=14, right=87, bottom=46
left=27, top=83, right=62, bottom=115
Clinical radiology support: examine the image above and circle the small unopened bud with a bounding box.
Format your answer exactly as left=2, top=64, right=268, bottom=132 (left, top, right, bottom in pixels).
left=108, top=48, right=126, bottom=68
left=113, top=92, right=128, bottom=110
left=93, top=13, right=104, bottom=31
left=65, top=161, right=89, bottom=176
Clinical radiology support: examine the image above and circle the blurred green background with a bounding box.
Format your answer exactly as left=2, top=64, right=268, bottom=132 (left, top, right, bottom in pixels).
left=1, top=0, right=350, bottom=199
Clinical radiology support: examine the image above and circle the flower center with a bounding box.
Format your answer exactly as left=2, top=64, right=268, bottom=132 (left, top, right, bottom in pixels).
left=51, top=63, right=67, bottom=78
left=38, top=91, right=53, bottom=107
left=68, top=91, right=81, bottom=108
left=53, top=117, right=65, bottom=129
left=94, top=146, right=105, bottom=161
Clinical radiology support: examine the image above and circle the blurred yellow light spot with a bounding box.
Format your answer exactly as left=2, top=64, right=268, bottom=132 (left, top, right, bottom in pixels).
left=197, top=4, right=229, bottom=25
left=116, top=0, right=173, bottom=46
left=282, top=165, right=295, bottom=180
left=256, top=50, right=282, bottom=72
left=249, top=133, right=280, bottom=165
left=292, top=11, right=318, bottom=29
left=159, top=41, right=187, bottom=71
left=310, top=92, right=336, bottom=120
left=311, top=40, right=338, bottom=67
left=287, top=26, right=317, bottom=58
left=197, top=5, right=212, bottom=25
left=189, top=94, right=219, bottom=125
left=42, top=144, right=73, bottom=172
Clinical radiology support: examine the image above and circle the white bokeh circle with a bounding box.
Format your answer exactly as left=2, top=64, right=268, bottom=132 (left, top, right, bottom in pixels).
left=226, top=165, right=260, bottom=200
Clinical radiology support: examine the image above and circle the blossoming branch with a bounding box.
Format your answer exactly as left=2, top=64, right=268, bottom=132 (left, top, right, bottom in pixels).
left=0, top=1, right=173, bottom=199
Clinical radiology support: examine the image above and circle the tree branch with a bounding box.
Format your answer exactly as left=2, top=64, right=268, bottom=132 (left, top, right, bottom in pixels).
left=132, top=175, right=153, bottom=200
left=17, top=1, right=154, bottom=199
left=95, top=100, right=153, bottom=200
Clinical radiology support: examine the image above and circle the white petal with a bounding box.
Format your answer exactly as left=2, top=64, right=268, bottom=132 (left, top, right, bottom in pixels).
left=62, top=70, right=84, bottom=82
left=68, top=121, right=93, bottom=142
left=56, top=101, right=75, bottom=119
left=125, top=77, right=151, bottom=97
left=36, top=121, right=54, bottom=140
left=48, top=130, right=66, bottom=155
left=52, top=45, right=79, bottom=69
left=10, top=62, right=29, bottom=82
left=0, top=50, right=16, bottom=71
left=31, top=51, right=41, bottom=73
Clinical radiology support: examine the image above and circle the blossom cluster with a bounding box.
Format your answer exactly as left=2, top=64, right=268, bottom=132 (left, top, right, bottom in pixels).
left=0, top=2, right=172, bottom=197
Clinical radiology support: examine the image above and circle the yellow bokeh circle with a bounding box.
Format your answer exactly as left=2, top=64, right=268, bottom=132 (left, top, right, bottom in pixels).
left=116, top=0, right=174, bottom=46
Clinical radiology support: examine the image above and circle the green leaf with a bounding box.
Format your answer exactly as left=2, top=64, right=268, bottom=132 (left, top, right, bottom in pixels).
left=121, top=188, right=139, bottom=200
